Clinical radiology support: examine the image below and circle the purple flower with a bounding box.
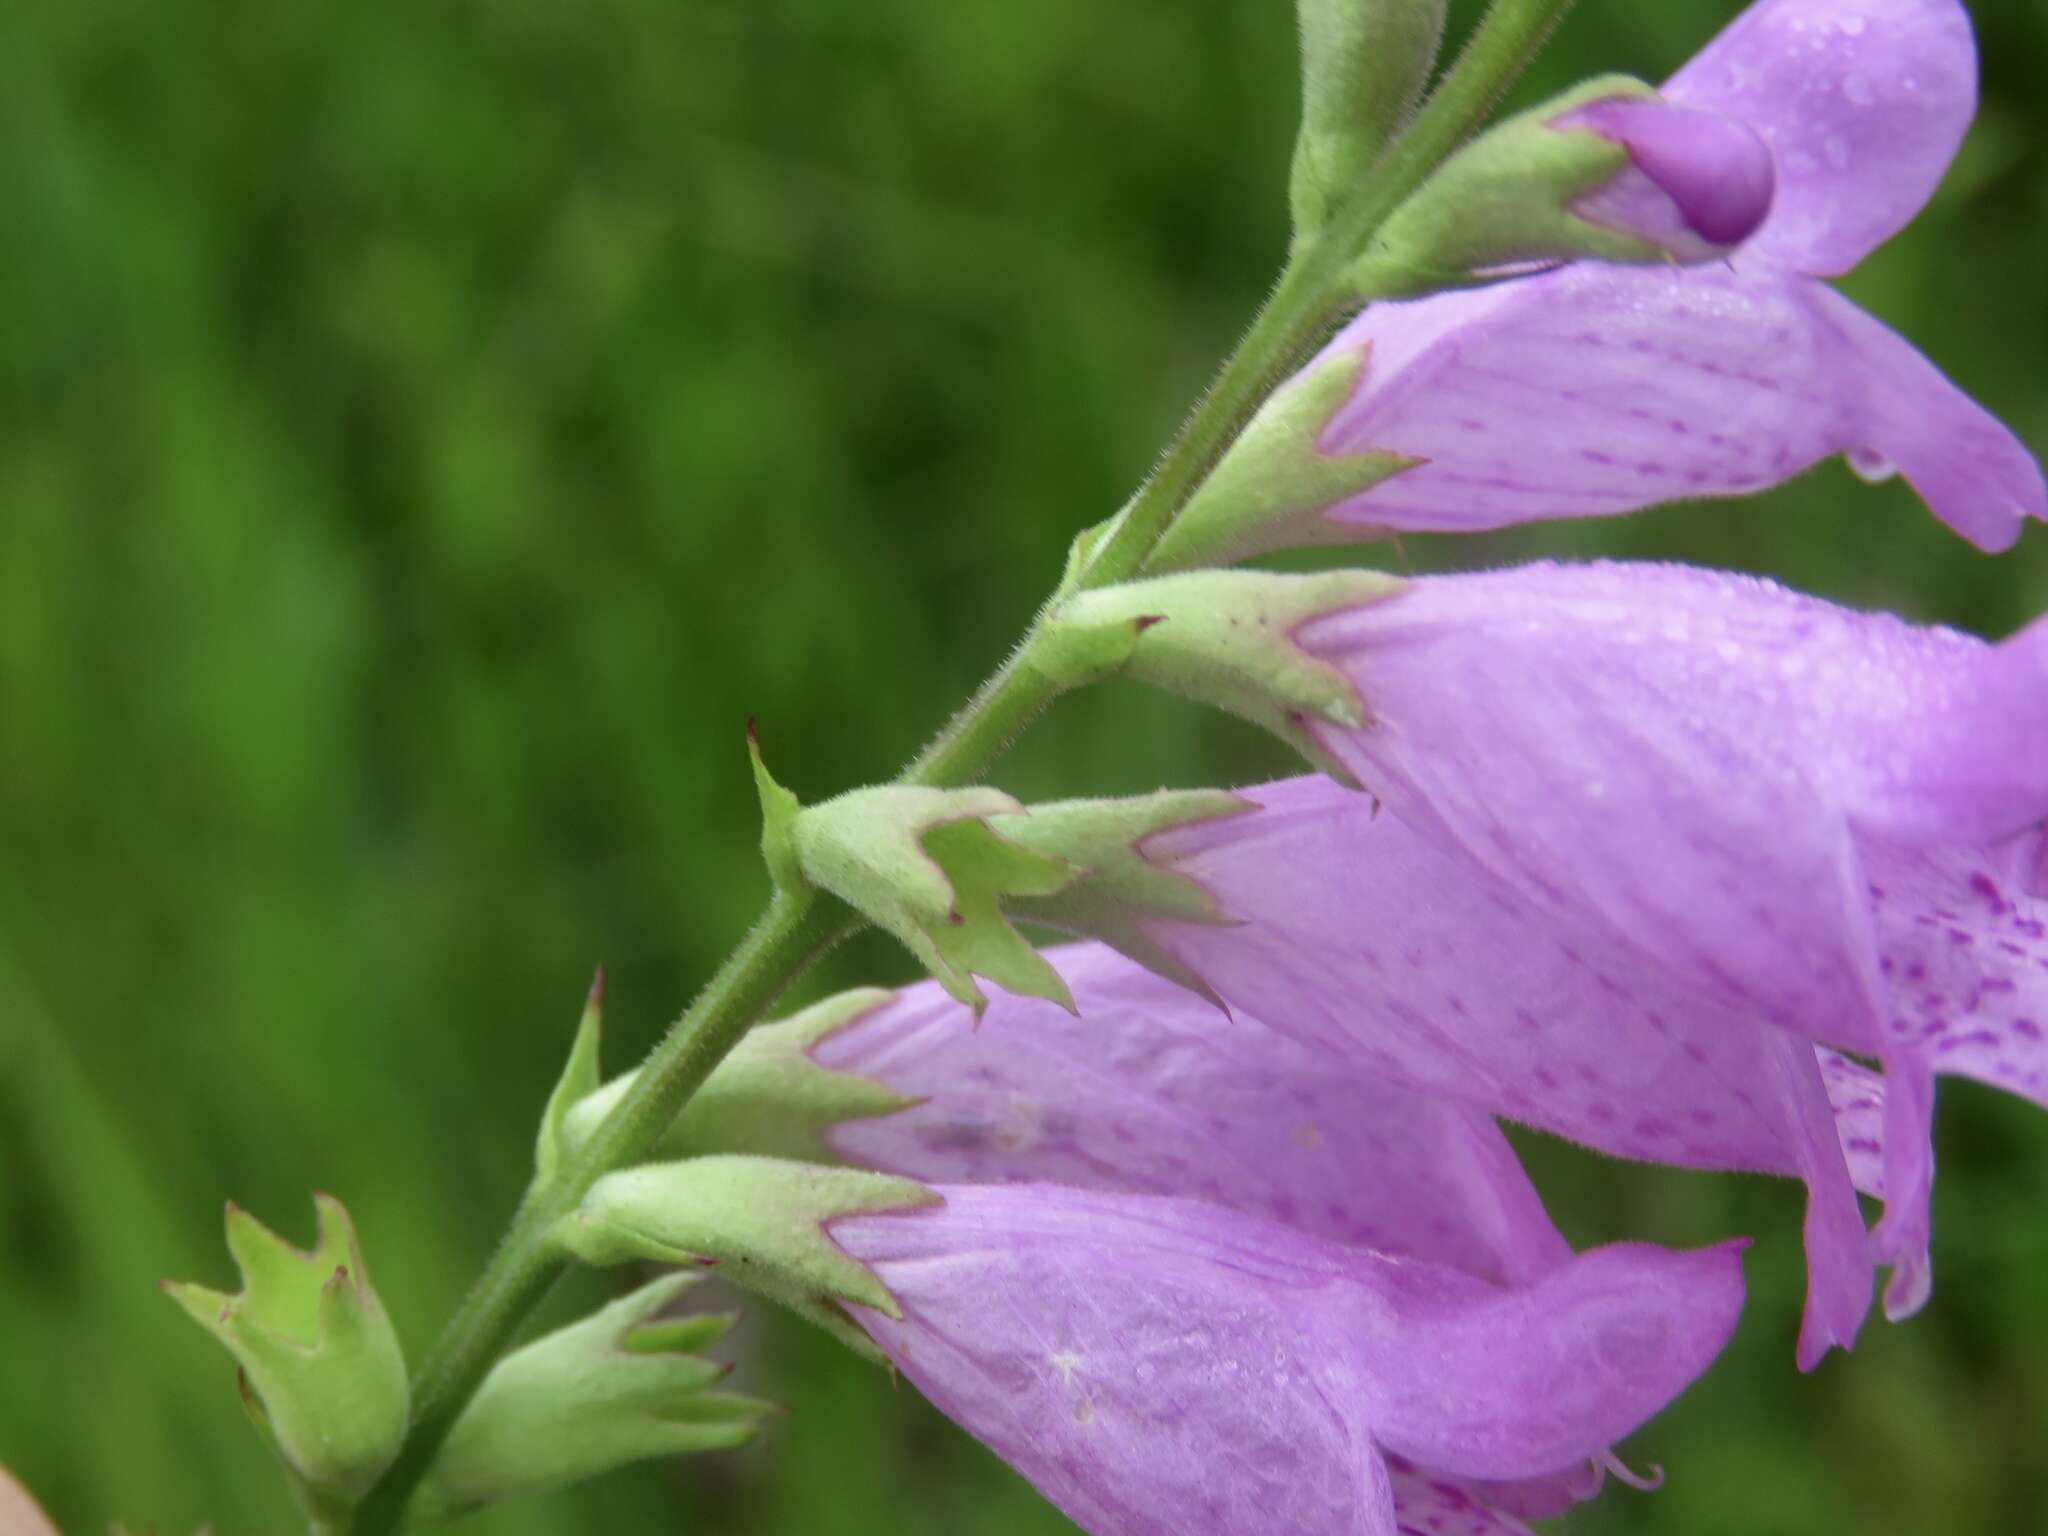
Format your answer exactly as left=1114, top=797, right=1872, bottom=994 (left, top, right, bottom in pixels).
left=1301, top=0, right=2043, bottom=550
left=810, top=944, right=1749, bottom=1527
left=833, top=1185, right=1743, bottom=1536
left=1128, top=561, right=2045, bottom=1345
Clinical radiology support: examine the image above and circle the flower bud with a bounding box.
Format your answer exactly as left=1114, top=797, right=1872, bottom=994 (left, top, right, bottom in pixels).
left=1559, top=96, right=1777, bottom=263
left=163, top=1195, right=408, bottom=1514
left=1357, top=77, right=1774, bottom=298
left=553, top=1155, right=938, bottom=1362
left=408, top=1275, right=771, bottom=1524
left=1291, top=0, right=1448, bottom=241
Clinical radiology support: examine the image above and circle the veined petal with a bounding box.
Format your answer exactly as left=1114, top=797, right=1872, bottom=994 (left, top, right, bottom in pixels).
left=1143, top=775, right=1878, bottom=1363
left=815, top=941, right=1572, bottom=1286
left=1310, top=266, right=2043, bottom=552
left=832, top=1186, right=1743, bottom=1536
left=1293, top=563, right=2027, bottom=1046
left=1664, top=0, right=1977, bottom=276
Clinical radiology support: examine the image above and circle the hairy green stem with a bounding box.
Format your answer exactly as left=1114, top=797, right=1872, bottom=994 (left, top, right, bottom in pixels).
left=349, top=2, right=1577, bottom=1526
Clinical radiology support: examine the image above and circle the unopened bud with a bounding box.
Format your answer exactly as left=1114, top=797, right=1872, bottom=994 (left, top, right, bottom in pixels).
left=1357, top=76, right=1774, bottom=297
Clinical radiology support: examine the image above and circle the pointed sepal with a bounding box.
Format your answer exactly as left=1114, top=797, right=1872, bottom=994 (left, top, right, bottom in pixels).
left=162, top=1195, right=408, bottom=1516
left=1143, top=348, right=1419, bottom=573
left=1356, top=77, right=1775, bottom=298
left=406, top=1275, right=772, bottom=1524
left=533, top=969, right=606, bottom=1194
left=750, top=721, right=806, bottom=892
left=561, top=988, right=918, bottom=1164
left=791, top=786, right=1081, bottom=1013
left=552, top=1155, right=940, bottom=1363
left=993, top=791, right=1254, bottom=1007
left=1291, top=0, right=1448, bottom=243
left=1035, top=570, right=1403, bottom=784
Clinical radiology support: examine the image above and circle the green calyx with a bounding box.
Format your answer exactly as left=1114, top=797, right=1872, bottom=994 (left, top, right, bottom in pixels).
left=1354, top=75, right=1664, bottom=298
left=1291, top=0, right=1449, bottom=245
left=993, top=790, right=1253, bottom=1008
left=407, top=1274, right=772, bottom=1524
left=1142, top=347, right=1418, bottom=573
left=552, top=1156, right=940, bottom=1363
left=1033, top=569, right=1403, bottom=784
left=790, top=784, right=1081, bottom=1014
left=561, top=987, right=918, bottom=1165
left=163, top=1195, right=409, bottom=1517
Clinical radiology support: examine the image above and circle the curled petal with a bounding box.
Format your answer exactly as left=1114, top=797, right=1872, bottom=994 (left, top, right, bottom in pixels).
left=1665, top=0, right=1977, bottom=276
left=1311, top=267, right=2043, bottom=551
left=1563, top=98, right=1775, bottom=258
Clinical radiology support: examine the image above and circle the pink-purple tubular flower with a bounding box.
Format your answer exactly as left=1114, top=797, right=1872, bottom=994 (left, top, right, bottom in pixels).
left=1119, top=562, right=2046, bottom=1353
left=1304, top=0, right=2044, bottom=549
left=834, top=1187, right=1742, bottom=1536
left=814, top=947, right=1750, bottom=1527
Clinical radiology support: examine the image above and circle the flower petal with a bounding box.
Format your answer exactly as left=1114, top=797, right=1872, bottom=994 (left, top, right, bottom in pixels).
left=1863, top=836, right=2048, bottom=1108
left=1294, top=563, right=1993, bottom=1044
left=815, top=942, right=1571, bottom=1285
left=1664, top=0, right=1977, bottom=276
left=1144, top=775, right=1877, bottom=1364
left=1312, top=266, right=2042, bottom=551
left=832, top=1186, right=1743, bottom=1533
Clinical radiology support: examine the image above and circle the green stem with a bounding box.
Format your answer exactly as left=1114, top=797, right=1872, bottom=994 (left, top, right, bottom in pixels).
left=349, top=892, right=853, bottom=1532
left=350, top=3, right=1577, bottom=1527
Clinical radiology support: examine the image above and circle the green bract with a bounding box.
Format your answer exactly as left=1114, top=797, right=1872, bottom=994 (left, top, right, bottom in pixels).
left=993, top=791, right=1253, bottom=1008
left=1033, top=568, right=1403, bottom=784
left=162, top=1196, right=408, bottom=1518
left=532, top=969, right=607, bottom=1197
left=553, top=1155, right=939, bottom=1362
left=562, top=987, right=918, bottom=1165
left=407, top=1275, right=771, bottom=1524
left=1142, top=348, right=1419, bottom=573
left=753, top=747, right=1081, bottom=1013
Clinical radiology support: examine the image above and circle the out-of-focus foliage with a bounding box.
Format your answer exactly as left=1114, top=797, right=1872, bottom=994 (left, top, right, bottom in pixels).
left=1, top=0, right=2043, bottom=1531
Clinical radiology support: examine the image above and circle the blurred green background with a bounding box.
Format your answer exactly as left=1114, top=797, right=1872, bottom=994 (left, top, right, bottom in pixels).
left=3, top=0, right=2045, bottom=1530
